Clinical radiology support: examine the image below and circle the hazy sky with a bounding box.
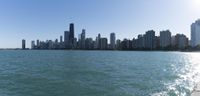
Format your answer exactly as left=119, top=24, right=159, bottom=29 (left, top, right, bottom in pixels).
left=0, top=0, right=200, bottom=48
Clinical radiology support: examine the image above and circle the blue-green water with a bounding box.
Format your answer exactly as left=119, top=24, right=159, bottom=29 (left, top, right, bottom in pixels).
left=0, top=50, right=200, bottom=96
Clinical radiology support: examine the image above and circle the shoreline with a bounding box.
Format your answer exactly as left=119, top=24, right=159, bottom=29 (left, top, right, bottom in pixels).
left=0, top=49, right=200, bottom=53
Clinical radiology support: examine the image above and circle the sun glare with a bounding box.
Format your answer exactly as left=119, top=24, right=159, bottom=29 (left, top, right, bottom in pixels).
left=187, top=0, right=200, bottom=13
left=192, top=0, right=200, bottom=9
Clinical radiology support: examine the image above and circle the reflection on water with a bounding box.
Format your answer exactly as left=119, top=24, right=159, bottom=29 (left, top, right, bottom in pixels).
left=152, top=52, right=200, bottom=96
left=0, top=50, right=199, bottom=96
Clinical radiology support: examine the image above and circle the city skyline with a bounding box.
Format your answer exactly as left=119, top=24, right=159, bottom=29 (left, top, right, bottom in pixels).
left=0, top=0, right=200, bottom=48
left=26, top=22, right=192, bottom=51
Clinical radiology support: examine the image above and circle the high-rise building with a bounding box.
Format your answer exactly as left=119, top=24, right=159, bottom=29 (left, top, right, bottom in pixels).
left=116, top=39, right=121, bottom=50
left=69, top=23, right=74, bottom=40
left=81, top=29, right=86, bottom=49
left=69, top=23, right=75, bottom=48
left=175, top=34, right=189, bottom=49
left=73, top=38, right=77, bottom=49
left=64, top=31, right=70, bottom=48
left=60, top=36, right=63, bottom=43
left=144, top=30, right=156, bottom=49
left=48, top=40, right=53, bottom=49
left=54, top=39, right=59, bottom=49
left=100, top=38, right=107, bottom=50
left=132, top=38, right=137, bottom=49
left=160, top=30, right=171, bottom=48
left=22, top=39, right=26, bottom=49
left=191, top=19, right=200, bottom=47
left=171, top=36, right=176, bottom=47
left=137, top=34, right=145, bottom=49
left=78, top=34, right=81, bottom=49
left=121, top=39, right=131, bottom=50
left=155, top=36, right=160, bottom=48
left=97, top=33, right=101, bottom=49
left=31, top=41, right=35, bottom=49
left=59, top=36, right=64, bottom=49
left=94, top=37, right=98, bottom=49
left=110, top=33, right=116, bottom=49
left=36, top=39, right=40, bottom=48
left=85, top=38, right=93, bottom=50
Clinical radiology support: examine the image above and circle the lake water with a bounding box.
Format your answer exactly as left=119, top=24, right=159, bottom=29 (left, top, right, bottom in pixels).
left=0, top=50, right=200, bottom=96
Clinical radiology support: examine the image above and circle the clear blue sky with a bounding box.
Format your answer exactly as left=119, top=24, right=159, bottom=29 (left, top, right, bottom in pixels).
left=0, top=0, right=199, bottom=48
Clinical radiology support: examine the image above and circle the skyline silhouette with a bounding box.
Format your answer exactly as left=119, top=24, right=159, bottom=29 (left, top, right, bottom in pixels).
left=24, top=22, right=194, bottom=51
left=0, top=0, right=200, bottom=48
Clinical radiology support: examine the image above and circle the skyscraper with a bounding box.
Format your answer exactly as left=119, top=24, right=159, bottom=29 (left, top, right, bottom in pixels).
left=137, top=34, right=145, bottom=49
left=100, top=38, right=107, bottom=50
left=81, top=29, right=86, bottom=49
left=116, top=39, right=121, bottom=50
left=121, top=39, right=131, bottom=50
left=69, top=23, right=74, bottom=39
left=36, top=39, right=40, bottom=48
left=31, top=41, right=35, bottom=49
left=94, top=37, right=98, bottom=49
left=69, top=23, right=75, bottom=48
left=160, top=30, right=171, bottom=48
left=22, top=39, right=26, bottom=49
left=85, top=38, right=93, bottom=50
left=73, top=38, right=77, bottom=48
left=144, top=30, right=156, bottom=49
left=97, top=33, right=101, bottom=49
left=110, top=33, right=116, bottom=49
left=64, top=31, right=70, bottom=48
left=175, top=34, right=189, bottom=49
left=191, top=19, right=200, bottom=47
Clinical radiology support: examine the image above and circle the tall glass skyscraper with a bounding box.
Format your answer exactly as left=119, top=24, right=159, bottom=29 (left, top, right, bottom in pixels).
left=64, top=31, right=70, bottom=48
left=69, top=23, right=75, bottom=48
left=22, top=39, right=26, bottom=49
left=69, top=23, right=74, bottom=40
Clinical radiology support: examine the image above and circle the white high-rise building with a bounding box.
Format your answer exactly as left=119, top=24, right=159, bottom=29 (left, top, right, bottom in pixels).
left=191, top=19, right=200, bottom=47
left=144, top=30, right=156, bottom=49
left=160, top=30, right=171, bottom=48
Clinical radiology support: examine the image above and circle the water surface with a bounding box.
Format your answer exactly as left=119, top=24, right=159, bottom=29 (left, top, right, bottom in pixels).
left=0, top=50, right=199, bottom=96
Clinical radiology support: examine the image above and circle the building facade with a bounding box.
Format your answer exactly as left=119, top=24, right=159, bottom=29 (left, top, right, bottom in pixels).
left=175, top=34, right=189, bottom=49
left=160, top=30, right=171, bottom=48
left=191, top=19, right=200, bottom=47
left=80, top=29, right=86, bottom=49
left=64, top=31, right=70, bottom=49
left=110, top=33, right=116, bottom=49
left=22, top=39, right=26, bottom=49
left=144, top=30, right=156, bottom=49
left=100, top=38, right=108, bottom=50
